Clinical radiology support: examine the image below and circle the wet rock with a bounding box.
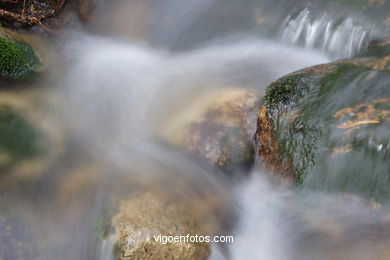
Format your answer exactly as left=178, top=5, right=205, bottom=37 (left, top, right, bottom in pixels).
left=0, top=90, right=64, bottom=187
left=359, top=39, right=390, bottom=58
left=87, top=0, right=153, bottom=43
left=256, top=105, right=295, bottom=182
left=161, top=88, right=262, bottom=172
left=75, top=0, right=96, bottom=22
left=56, top=152, right=232, bottom=259
left=102, top=154, right=231, bottom=260
left=0, top=27, right=42, bottom=81
left=256, top=50, right=390, bottom=199
left=111, top=192, right=210, bottom=260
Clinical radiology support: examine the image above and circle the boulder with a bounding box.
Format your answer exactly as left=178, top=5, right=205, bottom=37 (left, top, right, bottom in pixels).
left=55, top=151, right=232, bottom=260
left=161, top=88, right=261, bottom=172
left=358, top=40, right=390, bottom=58
left=87, top=0, right=153, bottom=43
left=75, top=0, right=96, bottom=22
left=0, top=89, right=64, bottom=187
left=0, top=27, right=42, bottom=81
left=111, top=192, right=211, bottom=260
left=256, top=45, right=390, bottom=199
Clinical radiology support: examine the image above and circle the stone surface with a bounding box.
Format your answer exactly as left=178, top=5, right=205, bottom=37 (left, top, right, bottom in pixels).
left=161, top=87, right=261, bottom=172
left=0, top=89, right=64, bottom=187
left=0, top=27, right=41, bottom=81
left=87, top=0, right=153, bottom=43
left=256, top=45, right=390, bottom=199
left=111, top=192, right=211, bottom=260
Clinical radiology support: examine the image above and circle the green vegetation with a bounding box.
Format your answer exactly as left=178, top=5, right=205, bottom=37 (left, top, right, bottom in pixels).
left=0, top=37, right=40, bottom=80
left=357, top=43, right=390, bottom=58
left=265, top=73, right=309, bottom=112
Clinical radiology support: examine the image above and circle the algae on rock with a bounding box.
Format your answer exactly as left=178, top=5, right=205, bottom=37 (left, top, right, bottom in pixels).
left=257, top=54, right=390, bottom=200
left=0, top=28, right=40, bottom=80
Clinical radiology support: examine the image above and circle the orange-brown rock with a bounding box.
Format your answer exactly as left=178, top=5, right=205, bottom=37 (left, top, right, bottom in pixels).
left=256, top=105, right=295, bottom=182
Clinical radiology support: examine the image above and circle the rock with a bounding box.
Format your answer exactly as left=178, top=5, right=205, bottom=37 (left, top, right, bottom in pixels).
left=0, top=27, right=42, bottom=81
left=0, top=89, right=64, bottom=187
left=75, top=0, right=96, bottom=22
left=87, top=0, right=153, bottom=43
left=102, top=152, right=231, bottom=260
left=161, top=88, right=261, bottom=172
left=358, top=40, right=390, bottom=58
left=256, top=105, right=295, bottom=182
left=56, top=151, right=231, bottom=259
left=256, top=46, right=390, bottom=199
left=111, top=192, right=211, bottom=260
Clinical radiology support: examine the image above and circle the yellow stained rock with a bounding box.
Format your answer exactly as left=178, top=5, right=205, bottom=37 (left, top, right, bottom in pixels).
left=112, top=192, right=211, bottom=260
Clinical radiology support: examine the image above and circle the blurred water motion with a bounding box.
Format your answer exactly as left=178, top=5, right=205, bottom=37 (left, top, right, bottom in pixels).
left=1, top=0, right=389, bottom=259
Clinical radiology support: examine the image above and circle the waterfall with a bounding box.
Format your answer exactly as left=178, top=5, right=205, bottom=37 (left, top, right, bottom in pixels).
left=280, top=8, right=371, bottom=58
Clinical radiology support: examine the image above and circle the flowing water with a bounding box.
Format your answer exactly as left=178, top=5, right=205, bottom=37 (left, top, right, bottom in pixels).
left=280, top=8, right=371, bottom=58
left=1, top=0, right=389, bottom=259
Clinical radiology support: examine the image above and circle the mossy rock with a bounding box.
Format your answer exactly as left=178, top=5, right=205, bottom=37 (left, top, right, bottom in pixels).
left=257, top=56, right=390, bottom=200
left=0, top=27, right=41, bottom=81
left=0, top=104, right=46, bottom=169
left=0, top=90, right=64, bottom=187
left=358, top=40, right=390, bottom=58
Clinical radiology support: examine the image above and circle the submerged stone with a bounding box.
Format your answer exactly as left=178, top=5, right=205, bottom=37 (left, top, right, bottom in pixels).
left=161, top=88, right=261, bottom=172
left=0, top=27, right=40, bottom=81
left=0, top=104, right=46, bottom=173
left=358, top=41, right=390, bottom=58
left=257, top=54, right=390, bottom=200
left=0, top=90, right=64, bottom=187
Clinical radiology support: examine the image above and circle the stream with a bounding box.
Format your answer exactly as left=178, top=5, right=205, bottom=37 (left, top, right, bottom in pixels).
left=1, top=0, right=389, bottom=259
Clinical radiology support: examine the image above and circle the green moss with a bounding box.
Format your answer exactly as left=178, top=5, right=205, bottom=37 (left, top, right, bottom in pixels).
left=374, top=101, right=390, bottom=110
left=320, top=63, right=367, bottom=82
left=265, top=60, right=390, bottom=200
left=264, top=73, right=309, bottom=112
left=0, top=37, right=40, bottom=80
left=357, top=43, right=390, bottom=58
left=0, top=105, right=45, bottom=173
left=282, top=64, right=370, bottom=183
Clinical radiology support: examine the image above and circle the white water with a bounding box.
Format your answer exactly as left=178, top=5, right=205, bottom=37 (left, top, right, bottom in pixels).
left=2, top=1, right=388, bottom=259
left=230, top=172, right=390, bottom=260
left=280, top=8, right=371, bottom=58
left=61, top=34, right=329, bottom=160
left=55, top=33, right=328, bottom=260
left=229, top=174, right=293, bottom=260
